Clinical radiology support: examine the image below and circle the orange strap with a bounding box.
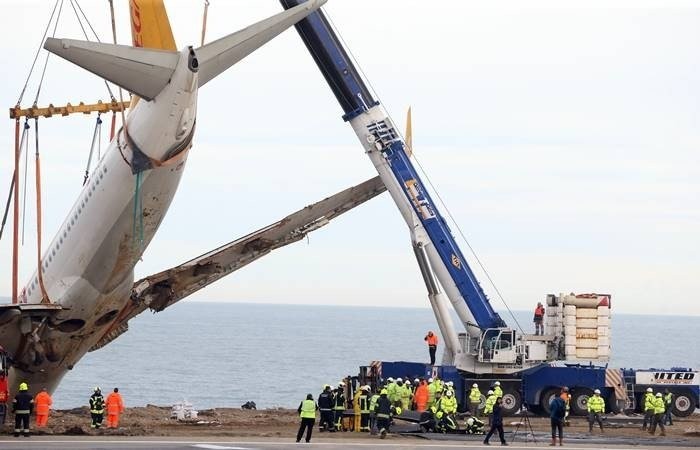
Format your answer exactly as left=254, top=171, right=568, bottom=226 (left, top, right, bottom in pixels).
left=34, top=118, right=50, bottom=304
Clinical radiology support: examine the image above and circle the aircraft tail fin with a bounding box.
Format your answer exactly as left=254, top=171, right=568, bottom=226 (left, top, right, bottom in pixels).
left=195, top=0, right=327, bottom=87
left=129, top=0, right=177, bottom=50
left=43, top=38, right=178, bottom=101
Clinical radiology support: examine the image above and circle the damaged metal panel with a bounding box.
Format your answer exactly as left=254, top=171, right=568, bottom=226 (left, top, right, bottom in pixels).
left=90, top=176, right=385, bottom=350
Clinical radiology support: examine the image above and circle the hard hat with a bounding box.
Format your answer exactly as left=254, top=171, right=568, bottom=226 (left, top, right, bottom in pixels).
left=387, top=377, right=394, bottom=382
left=323, top=384, right=330, bottom=390
left=446, top=390, right=453, bottom=397
left=467, top=417, right=475, bottom=426
left=656, top=393, right=662, bottom=397
left=94, top=386, right=101, bottom=392
left=494, top=381, right=501, bottom=386
left=472, top=383, right=478, bottom=388
left=447, top=381, right=454, bottom=386
left=646, top=387, right=653, bottom=393
left=338, top=381, right=345, bottom=387
left=487, top=390, right=494, bottom=395
left=414, top=378, right=419, bottom=383
left=396, top=378, right=403, bottom=382
left=18, top=382, right=28, bottom=391
left=428, top=377, right=434, bottom=383
left=380, top=389, right=388, bottom=395
left=364, top=385, right=372, bottom=391
left=594, top=389, right=601, bottom=394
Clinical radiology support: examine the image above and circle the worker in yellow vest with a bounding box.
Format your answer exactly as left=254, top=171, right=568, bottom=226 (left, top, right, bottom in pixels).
left=427, top=378, right=437, bottom=408
left=649, top=393, right=666, bottom=436
left=642, top=387, right=655, bottom=431
left=493, top=381, right=503, bottom=398
left=296, top=394, right=318, bottom=443
left=469, top=383, right=482, bottom=417
left=483, top=390, right=496, bottom=426
left=587, top=389, right=605, bottom=434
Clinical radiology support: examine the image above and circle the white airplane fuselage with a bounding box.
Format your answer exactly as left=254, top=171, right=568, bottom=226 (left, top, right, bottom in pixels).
left=13, top=48, right=199, bottom=391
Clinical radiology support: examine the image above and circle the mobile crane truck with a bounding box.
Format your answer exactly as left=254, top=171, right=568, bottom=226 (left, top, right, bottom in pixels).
left=280, top=0, right=699, bottom=417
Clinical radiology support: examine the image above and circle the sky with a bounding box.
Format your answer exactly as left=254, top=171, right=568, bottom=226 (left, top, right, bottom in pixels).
left=0, top=0, right=698, bottom=317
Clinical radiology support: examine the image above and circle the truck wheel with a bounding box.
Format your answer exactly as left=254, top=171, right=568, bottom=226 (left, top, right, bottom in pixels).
left=540, top=388, right=560, bottom=416
left=570, top=388, right=593, bottom=416
left=671, top=389, right=697, bottom=417
left=500, top=390, right=522, bottom=416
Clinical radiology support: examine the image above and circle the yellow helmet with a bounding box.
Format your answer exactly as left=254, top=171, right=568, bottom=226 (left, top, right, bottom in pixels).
left=18, top=382, right=28, bottom=391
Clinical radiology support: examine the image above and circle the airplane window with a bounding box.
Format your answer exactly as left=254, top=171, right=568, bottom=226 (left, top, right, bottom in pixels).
left=63, top=231, right=67, bottom=238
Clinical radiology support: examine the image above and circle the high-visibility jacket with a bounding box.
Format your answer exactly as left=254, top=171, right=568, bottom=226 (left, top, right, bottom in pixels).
left=587, top=395, right=605, bottom=413
left=34, top=391, right=52, bottom=415
left=653, top=397, right=665, bottom=414
left=387, top=382, right=398, bottom=402
left=89, top=393, right=105, bottom=414
left=664, top=392, right=673, bottom=407
left=399, top=385, right=412, bottom=409
left=106, top=392, right=124, bottom=415
left=425, top=334, right=438, bottom=346
left=534, top=305, right=545, bottom=319
left=643, top=393, right=655, bottom=412
left=428, top=382, right=437, bottom=404
left=493, top=386, right=503, bottom=398
left=12, top=392, right=34, bottom=415
left=299, top=399, right=317, bottom=419
left=358, top=394, right=370, bottom=413
left=440, top=396, right=457, bottom=414
left=369, top=394, right=380, bottom=412
left=484, top=394, right=497, bottom=414
left=434, top=379, right=444, bottom=394
left=414, top=384, right=429, bottom=407
left=469, top=387, right=482, bottom=403
left=333, top=392, right=345, bottom=411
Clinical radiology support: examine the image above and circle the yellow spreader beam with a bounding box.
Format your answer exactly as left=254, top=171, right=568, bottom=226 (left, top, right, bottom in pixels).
left=9, top=99, right=129, bottom=119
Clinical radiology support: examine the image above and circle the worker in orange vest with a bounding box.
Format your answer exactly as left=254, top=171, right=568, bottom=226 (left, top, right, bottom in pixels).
left=34, top=387, right=52, bottom=427
left=533, top=302, right=545, bottom=335
left=413, top=379, right=429, bottom=412
left=424, top=331, right=439, bottom=365
left=105, top=387, right=125, bottom=428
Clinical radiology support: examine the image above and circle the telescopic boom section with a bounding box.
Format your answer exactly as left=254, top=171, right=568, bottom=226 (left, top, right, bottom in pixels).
left=282, top=1, right=506, bottom=331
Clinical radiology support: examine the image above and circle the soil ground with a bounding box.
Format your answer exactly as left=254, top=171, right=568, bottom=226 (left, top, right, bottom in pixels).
left=3, top=406, right=699, bottom=442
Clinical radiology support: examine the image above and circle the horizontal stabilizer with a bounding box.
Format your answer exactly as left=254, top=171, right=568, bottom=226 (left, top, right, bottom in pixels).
left=196, top=0, right=326, bottom=87
left=44, top=38, right=179, bottom=101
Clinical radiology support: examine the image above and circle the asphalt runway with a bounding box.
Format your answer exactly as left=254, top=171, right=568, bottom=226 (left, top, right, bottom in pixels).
left=0, top=437, right=694, bottom=450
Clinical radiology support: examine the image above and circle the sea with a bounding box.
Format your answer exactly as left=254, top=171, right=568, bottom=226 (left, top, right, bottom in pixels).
left=51, top=302, right=699, bottom=410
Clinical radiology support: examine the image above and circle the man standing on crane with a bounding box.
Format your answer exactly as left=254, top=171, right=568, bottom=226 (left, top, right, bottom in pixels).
left=533, top=302, right=545, bottom=335
left=424, top=331, right=438, bottom=365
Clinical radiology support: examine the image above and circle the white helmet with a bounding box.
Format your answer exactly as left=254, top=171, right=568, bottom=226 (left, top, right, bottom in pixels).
left=362, top=385, right=371, bottom=392
left=487, top=390, right=494, bottom=395
left=447, top=381, right=454, bottom=387
left=338, top=381, right=346, bottom=387
left=472, top=383, right=478, bottom=388
left=446, top=390, right=453, bottom=397
left=655, top=393, right=662, bottom=397
left=396, top=378, right=403, bottom=382
left=646, top=387, right=653, bottom=393
left=414, top=378, right=420, bottom=383
left=428, top=378, right=434, bottom=383
left=494, top=381, right=501, bottom=386
left=388, top=377, right=394, bottom=382
left=594, top=389, right=601, bottom=394
left=466, top=417, right=474, bottom=426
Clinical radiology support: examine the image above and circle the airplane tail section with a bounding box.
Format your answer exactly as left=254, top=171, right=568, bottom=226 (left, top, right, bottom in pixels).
left=44, top=0, right=327, bottom=100
left=129, top=0, right=177, bottom=50
left=43, top=38, right=178, bottom=101
left=195, top=0, right=327, bottom=87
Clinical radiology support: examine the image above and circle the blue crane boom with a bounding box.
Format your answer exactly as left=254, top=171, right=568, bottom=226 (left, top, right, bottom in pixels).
left=280, top=0, right=505, bottom=331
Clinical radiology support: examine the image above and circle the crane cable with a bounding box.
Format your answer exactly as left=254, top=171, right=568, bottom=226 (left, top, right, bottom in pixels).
left=108, top=0, right=130, bottom=167
left=325, top=10, right=524, bottom=333
left=69, top=0, right=116, bottom=101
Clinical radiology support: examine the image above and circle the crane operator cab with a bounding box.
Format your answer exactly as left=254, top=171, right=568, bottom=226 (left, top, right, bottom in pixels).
left=478, top=328, right=517, bottom=364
